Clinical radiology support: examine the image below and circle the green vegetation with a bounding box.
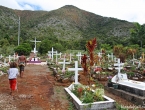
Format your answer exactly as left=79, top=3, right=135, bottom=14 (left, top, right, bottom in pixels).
left=0, top=5, right=145, bottom=56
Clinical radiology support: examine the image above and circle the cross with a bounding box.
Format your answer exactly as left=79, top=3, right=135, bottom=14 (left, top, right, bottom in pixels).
left=111, top=53, right=114, bottom=61
left=58, top=52, right=62, bottom=59
left=76, top=52, right=82, bottom=63
left=48, top=47, right=57, bottom=61
left=58, top=54, right=70, bottom=71
left=141, top=52, right=145, bottom=63
left=30, top=37, right=41, bottom=55
left=132, top=53, right=137, bottom=65
left=0, top=54, right=3, bottom=59
left=54, top=51, right=60, bottom=63
left=6, top=55, right=13, bottom=62
left=114, top=58, right=124, bottom=74
left=107, top=54, right=110, bottom=61
left=69, top=53, right=74, bottom=62
left=48, top=53, right=52, bottom=59
left=68, top=61, right=83, bottom=84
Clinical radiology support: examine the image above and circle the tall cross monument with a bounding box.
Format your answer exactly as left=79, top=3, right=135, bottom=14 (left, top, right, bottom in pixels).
left=30, top=37, right=41, bottom=55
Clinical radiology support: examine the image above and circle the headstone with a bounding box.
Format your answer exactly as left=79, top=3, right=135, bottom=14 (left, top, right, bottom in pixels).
left=68, top=61, right=83, bottom=84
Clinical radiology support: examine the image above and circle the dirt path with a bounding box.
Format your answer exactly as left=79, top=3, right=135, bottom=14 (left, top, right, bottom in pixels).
left=0, top=64, right=144, bottom=110
left=0, top=65, right=70, bottom=110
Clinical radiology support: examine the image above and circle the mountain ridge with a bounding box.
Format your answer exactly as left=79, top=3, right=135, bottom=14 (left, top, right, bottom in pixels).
left=0, top=5, right=135, bottom=44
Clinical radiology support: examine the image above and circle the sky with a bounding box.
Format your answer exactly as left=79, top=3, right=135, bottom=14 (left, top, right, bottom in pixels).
left=0, top=0, right=145, bottom=25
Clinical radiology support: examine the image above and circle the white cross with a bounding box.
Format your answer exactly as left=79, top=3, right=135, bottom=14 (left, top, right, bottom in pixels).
left=114, top=58, right=124, bottom=74
left=30, top=37, right=41, bottom=54
left=58, top=54, right=70, bottom=71
left=0, top=54, right=3, bottom=59
left=69, top=53, right=74, bottom=62
left=48, top=47, right=57, bottom=61
left=111, top=53, right=114, bottom=61
left=54, top=51, right=60, bottom=63
left=76, top=52, right=82, bottom=63
left=6, top=55, right=13, bottom=62
left=107, top=54, right=110, bottom=61
left=68, top=61, right=83, bottom=84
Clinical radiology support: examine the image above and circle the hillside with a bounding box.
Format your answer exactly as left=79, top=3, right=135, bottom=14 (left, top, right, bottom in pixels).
left=0, top=5, right=135, bottom=42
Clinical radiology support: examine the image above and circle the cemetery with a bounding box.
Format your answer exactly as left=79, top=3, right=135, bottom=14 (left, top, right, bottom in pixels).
left=1, top=38, right=145, bottom=110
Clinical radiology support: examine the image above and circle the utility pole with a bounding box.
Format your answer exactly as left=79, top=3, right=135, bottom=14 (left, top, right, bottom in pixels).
left=18, top=16, right=20, bottom=46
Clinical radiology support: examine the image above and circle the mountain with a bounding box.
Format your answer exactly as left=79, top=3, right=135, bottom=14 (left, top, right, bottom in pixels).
left=0, top=5, right=135, bottom=44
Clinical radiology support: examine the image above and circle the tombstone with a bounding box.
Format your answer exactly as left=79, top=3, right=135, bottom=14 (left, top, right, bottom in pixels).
left=68, top=61, right=83, bottom=84
left=111, top=59, right=145, bottom=106
left=58, top=55, right=70, bottom=71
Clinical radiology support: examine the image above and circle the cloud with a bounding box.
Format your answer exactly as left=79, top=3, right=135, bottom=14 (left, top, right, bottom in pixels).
left=0, top=0, right=145, bottom=24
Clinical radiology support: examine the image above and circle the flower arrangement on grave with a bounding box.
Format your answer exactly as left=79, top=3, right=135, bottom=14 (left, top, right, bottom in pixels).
left=71, top=84, right=104, bottom=103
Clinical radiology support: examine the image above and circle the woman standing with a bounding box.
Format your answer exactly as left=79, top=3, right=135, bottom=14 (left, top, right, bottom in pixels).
left=7, top=62, right=19, bottom=96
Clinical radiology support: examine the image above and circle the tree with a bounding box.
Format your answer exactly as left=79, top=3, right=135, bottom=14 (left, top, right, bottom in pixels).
left=52, top=43, right=64, bottom=52
left=39, top=40, right=53, bottom=55
left=14, top=43, right=31, bottom=56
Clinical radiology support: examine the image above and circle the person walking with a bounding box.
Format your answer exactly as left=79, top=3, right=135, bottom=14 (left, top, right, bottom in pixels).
left=18, top=52, right=27, bottom=78
left=7, top=62, right=19, bottom=96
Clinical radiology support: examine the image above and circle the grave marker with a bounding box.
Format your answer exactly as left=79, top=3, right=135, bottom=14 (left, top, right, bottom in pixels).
left=30, top=37, right=41, bottom=55
left=48, top=47, right=57, bottom=61
left=76, top=52, right=82, bottom=63
left=58, top=54, right=70, bottom=71
left=68, top=61, right=83, bottom=84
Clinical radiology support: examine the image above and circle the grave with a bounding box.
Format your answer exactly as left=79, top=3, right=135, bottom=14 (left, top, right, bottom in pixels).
left=64, top=61, right=116, bottom=110
left=107, top=58, right=145, bottom=106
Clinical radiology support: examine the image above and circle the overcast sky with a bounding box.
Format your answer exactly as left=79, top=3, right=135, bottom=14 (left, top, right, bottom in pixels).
left=0, top=0, right=145, bottom=25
